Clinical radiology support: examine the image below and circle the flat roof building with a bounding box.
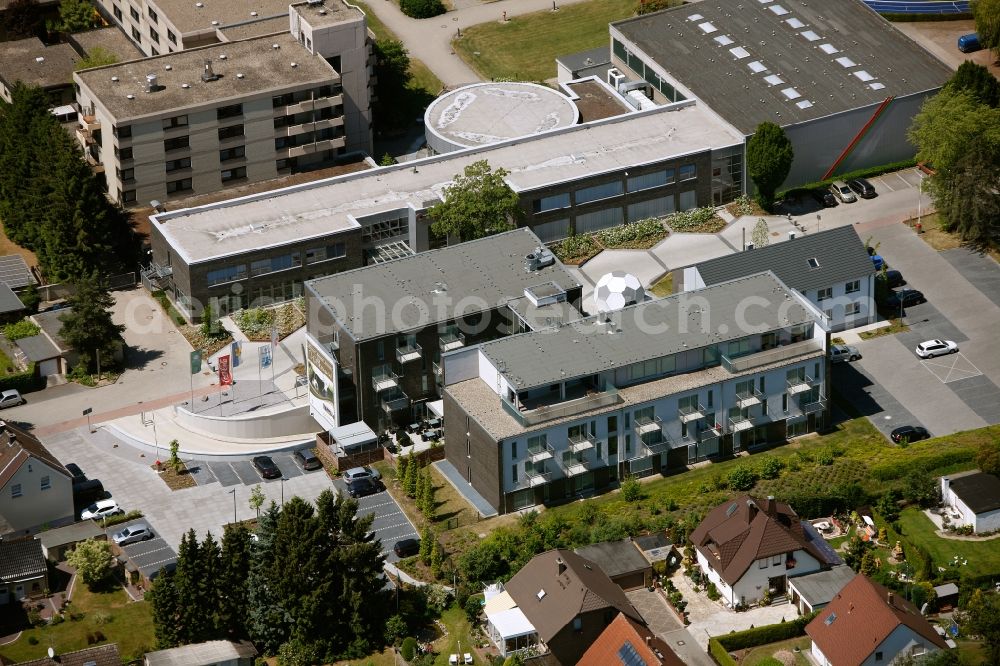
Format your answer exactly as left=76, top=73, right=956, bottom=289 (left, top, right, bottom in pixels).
left=0, top=38, right=80, bottom=106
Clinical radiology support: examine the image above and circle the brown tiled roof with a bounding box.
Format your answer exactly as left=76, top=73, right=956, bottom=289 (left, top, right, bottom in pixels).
left=0, top=422, right=70, bottom=490
left=504, top=549, right=643, bottom=643
left=806, top=575, right=947, bottom=665
left=579, top=612, right=685, bottom=666
left=14, top=644, right=122, bottom=666
left=0, top=537, right=46, bottom=582
left=689, top=495, right=831, bottom=586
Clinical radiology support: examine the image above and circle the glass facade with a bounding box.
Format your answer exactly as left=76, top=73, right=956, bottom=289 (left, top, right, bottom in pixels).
left=613, top=39, right=687, bottom=103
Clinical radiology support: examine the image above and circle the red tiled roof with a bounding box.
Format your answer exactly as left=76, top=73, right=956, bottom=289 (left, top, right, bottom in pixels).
left=578, top=612, right=685, bottom=666
left=806, top=575, right=948, bottom=665
left=15, top=644, right=122, bottom=666
left=0, top=421, right=70, bottom=490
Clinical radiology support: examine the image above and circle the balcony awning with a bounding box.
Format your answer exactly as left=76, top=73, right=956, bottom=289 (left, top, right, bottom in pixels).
left=488, top=607, right=536, bottom=640
left=427, top=400, right=444, bottom=418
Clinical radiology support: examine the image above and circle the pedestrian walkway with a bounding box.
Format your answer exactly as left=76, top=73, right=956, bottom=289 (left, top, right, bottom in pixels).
left=434, top=459, right=498, bottom=517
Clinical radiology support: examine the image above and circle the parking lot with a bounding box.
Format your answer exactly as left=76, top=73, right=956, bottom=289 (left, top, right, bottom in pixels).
left=105, top=521, right=177, bottom=580
left=184, top=452, right=319, bottom=488
left=331, top=478, right=418, bottom=564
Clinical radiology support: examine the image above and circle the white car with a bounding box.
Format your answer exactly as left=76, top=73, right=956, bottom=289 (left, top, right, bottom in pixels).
left=915, top=339, right=958, bottom=359
left=80, top=499, right=123, bottom=521
left=0, top=389, right=24, bottom=409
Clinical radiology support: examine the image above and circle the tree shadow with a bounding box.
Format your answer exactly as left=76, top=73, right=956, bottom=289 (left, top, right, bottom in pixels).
left=124, top=347, right=164, bottom=370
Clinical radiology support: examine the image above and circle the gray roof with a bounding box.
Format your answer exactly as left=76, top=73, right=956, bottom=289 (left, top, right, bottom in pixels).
left=0, top=255, right=36, bottom=289
left=216, top=15, right=290, bottom=41
left=74, top=33, right=336, bottom=121
left=948, top=471, right=1000, bottom=514
left=788, top=565, right=856, bottom=608
left=35, top=521, right=105, bottom=550
left=16, top=334, right=62, bottom=362
left=16, top=644, right=122, bottom=666
left=694, top=226, right=875, bottom=293
left=0, top=38, right=79, bottom=91
left=575, top=539, right=651, bottom=579
left=68, top=27, right=144, bottom=63
left=291, top=0, right=365, bottom=28
left=611, top=0, right=952, bottom=134
left=481, top=271, right=817, bottom=390
left=147, top=0, right=291, bottom=35
left=0, top=283, right=24, bottom=315
left=144, top=640, right=257, bottom=666
left=556, top=46, right=611, bottom=73
left=0, top=538, right=46, bottom=582
left=308, top=228, right=581, bottom=341
left=934, top=583, right=959, bottom=598
left=505, top=296, right=583, bottom=329
left=31, top=308, right=72, bottom=353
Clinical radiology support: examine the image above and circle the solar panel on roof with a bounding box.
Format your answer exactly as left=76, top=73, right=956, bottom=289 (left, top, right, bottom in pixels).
left=715, top=34, right=735, bottom=46
left=619, top=641, right=648, bottom=666
left=0, top=256, right=36, bottom=289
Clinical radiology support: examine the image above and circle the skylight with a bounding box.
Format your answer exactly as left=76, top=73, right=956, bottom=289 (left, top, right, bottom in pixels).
left=726, top=502, right=739, bottom=517
left=853, top=70, right=875, bottom=82
left=836, top=56, right=857, bottom=68
left=807, top=258, right=820, bottom=268
left=687, top=13, right=704, bottom=21
left=764, top=74, right=784, bottom=85
left=781, top=87, right=801, bottom=100
left=869, top=82, right=886, bottom=90
left=748, top=60, right=767, bottom=73
left=730, top=46, right=751, bottom=59
left=800, top=30, right=821, bottom=41
left=714, top=34, right=735, bottom=46
left=819, top=43, right=839, bottom=54
left=825, top=612, right=838, bottom=626
left=785, top=17, right=804, bottom=28
left=769, top=4, right=789, bottom=15
left=756, top=0, right=774, bottom=3
left=537, top=589, right=546, bottom=600
left=796, top=100, right=814, bottom=109
left=699, top=21, right=718, bottom=34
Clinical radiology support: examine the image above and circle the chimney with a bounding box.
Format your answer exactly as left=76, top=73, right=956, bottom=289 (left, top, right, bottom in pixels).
left=145, top=73, right=158, bottom=93
left=557, top=556, right=566, bottom=576
left=887, top=591, right=894, bottom=606
left=747, top=499, right=758, bottom=520
left=202, top=59, right=219, bottom=82
left=789, top=231, right=796, bottom=240
left=645, top=635, right=652, bottom=647
left=766, top=495, right=776, bottom=515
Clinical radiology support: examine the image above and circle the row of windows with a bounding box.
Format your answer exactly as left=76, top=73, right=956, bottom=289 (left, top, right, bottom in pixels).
left=271, top=85, right=343, bottom=108
left=207, top=243, right=347, bottom=286
left=817, top=280, right=861, bottom=301
left=612, top=39, right=687, bottom=104
left=532, top=166, right=697, bottom=214
left=9, top=476, right=50, bottom=497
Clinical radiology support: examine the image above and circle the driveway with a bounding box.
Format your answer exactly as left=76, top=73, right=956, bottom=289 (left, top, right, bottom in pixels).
left=626, top=588, right=715, bottom=666
left=105, top=521, right=177, bottom=580
left=332, top=478, right=418, bottom=563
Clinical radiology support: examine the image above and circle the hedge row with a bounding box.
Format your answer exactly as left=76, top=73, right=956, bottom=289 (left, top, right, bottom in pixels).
left=0, top=362, right=45, bottom=394
left=870, top=447, right=977, bottom=481
left=882, top=12, right=972, bottom=22
left=778, top=159, right=918, bottom=200
left=101, top=509, right=143, bottom=527
left=715, top=612, right=817, bottom=651
left=709, top=638, right=737, bottom=666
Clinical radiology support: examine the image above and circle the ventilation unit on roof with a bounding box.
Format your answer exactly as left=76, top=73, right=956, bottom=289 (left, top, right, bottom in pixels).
left=608, top=67, right=626, bottom=91
left=307, top=0, right=323, bottom=5
left=202, top=59, right=219, bottom=82
left=145, top=73, right=160, bottom=93
left=524, top=247, right=556, bottom=272
left=35, top=56, right=44, bottom=63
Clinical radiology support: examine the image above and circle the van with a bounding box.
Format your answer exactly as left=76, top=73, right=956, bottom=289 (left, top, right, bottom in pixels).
left=73, top=479, right=106, bottom=507
left=958, top=33, right=981, bottom=53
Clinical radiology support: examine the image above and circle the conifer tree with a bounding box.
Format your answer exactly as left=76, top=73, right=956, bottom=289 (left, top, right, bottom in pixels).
left=148, top=569, right=180, bottom=648
left=419, top=526, right=433, bottom=565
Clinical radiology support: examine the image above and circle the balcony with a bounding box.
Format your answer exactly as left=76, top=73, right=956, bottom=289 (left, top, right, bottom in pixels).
left=699, top=423, right=724, bottom=442
left=440, top=331, right=466, bottom=352
left=501, top=385, right=622, bottom=428
left=797, top=393, right=827, bottom=415
left=282, top=93, right=344, bottom=115
left=380, top=388, right=410, bottom=414
left=514, top=466, right=552, bottom=490
left=372, top=369, right=399, bottom=393
left=721, top=338, right=824, bottom=374
left=678, top=403, right=707, bottom=424
left=637, top=432, right=671, bottom=456
left=558, top=454, right=597, bottom=478
left=79, top=114, right=100, bottom=132
left=568, top=433, right=595, bottom=454
left=528, top=442, right=554, bottom=463
left=396, top=343, right=423, bottom=364
left=787, top=374, right=817, bottom=395
left=432, top=361, right=442, bottom=377
left=287, top=136, right=346, bottom=157
left=279, top=116, right=345, bottom=137
left=735, top=388, right=764, bottom=409
left=634, top=415, right=662, bottom=437
left=729, top=415, right=755, bottom=433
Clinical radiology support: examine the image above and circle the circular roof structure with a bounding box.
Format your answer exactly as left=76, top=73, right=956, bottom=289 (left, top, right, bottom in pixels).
left=424, top=82, right=579, bottom=154
left=594, top=271, right=645, bottom=313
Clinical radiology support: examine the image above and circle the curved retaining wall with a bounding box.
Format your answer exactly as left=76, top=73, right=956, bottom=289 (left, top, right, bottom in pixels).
left=173, top=403, right=319, bottom=442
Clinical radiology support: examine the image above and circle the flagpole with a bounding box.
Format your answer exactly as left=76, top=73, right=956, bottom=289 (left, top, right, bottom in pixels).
left=258, top=346, right=263, bottom=403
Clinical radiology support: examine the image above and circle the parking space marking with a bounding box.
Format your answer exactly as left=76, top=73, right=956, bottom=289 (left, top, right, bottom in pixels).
left=921, top=353, right=982, bottom=384
left=890, top=172, right=911, bottom=189
left=874, top=175, right=898, bottom=192
left=208, top=462, right=241, bottom=487
left=270, top=454, right=303, bottom=479
left=231, top=461, right=260, bottom=485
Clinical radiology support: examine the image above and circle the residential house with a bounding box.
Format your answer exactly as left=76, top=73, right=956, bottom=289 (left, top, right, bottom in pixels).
left=690, top=495, right=838, bottom=607
left=575, top=538, right=653, bottom=591
left=13, top=644, right=122, bottom=666
left=144, top=640, right=257, bottom=666
left=0, top=421, right=74, bottom=536
left=578, top=612, right=685, bottom=666
left=483, top=549, right=645, bottom=665
left=684, top=226, right=877, bottom=333
left=940, top=471, right=1000, bottom=534
left=443, top=271, right=830, bottom=514
left=787, top=565, right=856, bottom=615
left=27, top=308, right=80, bottom=375
left=806, top=574, right=948, bottom=665
left=0, top=537, right=48, bottom=604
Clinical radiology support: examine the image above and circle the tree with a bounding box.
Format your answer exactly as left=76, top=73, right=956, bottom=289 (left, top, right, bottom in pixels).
left=947, top=61, right=1000, bottom=108
left=384, top=614, right=407, bottom=646
left=746, top=122, right=794, bottom=209
left=168, top=439, right=181, bottom=472
left=20, top=283, right=39, bottom=314
left=727, top=463, right=759, bottom=491
left=620, top=475, right=642, bottom=502
left=430, top=538, right=444, bottom=579
left=964, top=589, right=1000, bottom=662
left=218, top=525, right=252, bottom=640
left=758, top=455, right=783, bottom=479
left=503, top=654, right=526, bottom=666
left=148, top=570, right=180, bottom=648
left=405, top=453, right=419, bottom=498
left=977, top=440, right=1000, bottom=476
left=859, top=550, right=880, bottom=577
left=751, top=218, right=771, bottom=248
left=66, top=538, right=114, bottom=588
left=973, top=0, right=1000, bottom=60
left=420, top=526, right=433, bottom=565
left=53, top=0, right=97, bottom=32
left=372, top=40, right=412, bottom=131
left=249, top=484, right=266, bottom=517
left=429, top=160, right=521, bottom=242
left=74, top=46, right=119, bottom=72
left=5, top=0, right=44, bottom=39
left=843, top=534, right=872, bottom=571
left=277, top=638, right=321, bottom=666
left=59, top=274, right=125, bottom=374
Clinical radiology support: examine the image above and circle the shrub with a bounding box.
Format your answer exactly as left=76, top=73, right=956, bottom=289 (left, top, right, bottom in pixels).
left=28, top=636, right=39, bottom=645
left=636, top=0, right=683, bottom=15
left=384, top=614, right=407, bottom=646
left=621, top=475, right=642, bottom=502
left=716, top=612, right=817, bottom=651
left=400, top=0, right=445, bottom=18
left=597, top=218, right=666, bottom=247
left=232, top=307, right=275, bottom=339
left=0, top=361, right=44, bottom=394
left=708, top=638, right=736, bottom=666
left=464, top=595, right=482, bottom=623
left=706, top=582, right=720, bottom=601
left=758, top=456, right=784, bottom=480
left=664, top=207, right=719, bottom=231
left=727, top=463, right=759, bottom=491
left=3, top=319, right=40, bottom=340
left=401, top=636, right=418, bottom=661
left=551, top=233, right=598, bottom=262
left=818, top=450, right=835, bottom=466
left=102, top=509, right=143, bottom=527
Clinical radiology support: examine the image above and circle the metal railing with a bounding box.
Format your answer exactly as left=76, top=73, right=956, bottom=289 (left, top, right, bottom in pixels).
left=440, top=330, right=466, bottom=351
left=722, top=338, right=824, bottom=373
left=513, top=466, right=552, bottom=490
left=528, top=442, right=555, bottom=463
left=797, top=394, right=827, bottom=415
left=501, top=385, right=622, bottom=428
left=568, top=433, right=596, bottom=453
left=735, top=388, right=764, bottom=409
left=395, top=343, right=423, bottom=364
left=432, top=361, right=442, bottom=377
left=381, top=389, right=409, bottom=413
left=558, top=454, right=599, bottom=477
left=634, top=415, right=663, bottom=436
left=699, top=424, right=724, bottom=442
left=786, top=375, right=817, bottom=395
left=372, top=369, right=400, bottom=392
left=678, top=403, right=707, bottom=424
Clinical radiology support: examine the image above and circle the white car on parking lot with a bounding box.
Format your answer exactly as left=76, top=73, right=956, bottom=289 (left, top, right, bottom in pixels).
left=915, top=339, right=958, bottom=358
left=112, top=523, right=153, bottom=546
left=81, top=499, right=123, bottom=521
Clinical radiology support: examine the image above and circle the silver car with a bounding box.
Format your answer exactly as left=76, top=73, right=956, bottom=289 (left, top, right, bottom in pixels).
left=829, top=180, right=857, bottom=203
left=829, top=344, right=861, bottom=363
left=343, top=466, right=381, bottom=483
left=112, top=523, right=153, bottom=546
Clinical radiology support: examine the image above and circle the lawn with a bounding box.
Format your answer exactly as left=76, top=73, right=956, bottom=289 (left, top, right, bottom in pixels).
left=739, top=636, right=812, bottom=666
left=897, top=507, right=1000, bottom=580
left=906, top=213, right=1000, bottom=264
left=430, top=605, right=475, bottom=666
left=453, top=0, right=635, bottom=82
left=356, top=1, right=443, bottom=98
left=0, top=346, right=17, bottom=379
left=0, top=583, right=154, bottom=663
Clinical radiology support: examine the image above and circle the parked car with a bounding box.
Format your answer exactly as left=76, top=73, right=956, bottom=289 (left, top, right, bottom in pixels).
left=958, top=33, right=981, bottom=53
left=890, top=425, right=930, bottom=443
left=829, top=344, right=861, bottom=363
left=885, top=288, right=925, bottom=309
left=829, top=180, right=857, bottom=203
left=343, top=466, right=381, bottom=483
left=346, top=477, right=379, bottom=498
left=73, top=479, right=106, bottom=506
left=915, top=339, right=958, bottom=358
left=65, top=463, right=87, bottom=483
left=847, top=178, right=877, bottom=199
left=393, top=538, right=420, bottom=558
left=252, top=455, right=282, bottom=479
left=0, top=389, right=24, bottom=409
left=294, top=448, right=322, bottom=471
left=112, top=523, right=153, bottom=546
left=81, top=499, right=124, bottom=521
left=884, top=269, right=905, bottom=289
left=811, top=188, right=837, bottom=207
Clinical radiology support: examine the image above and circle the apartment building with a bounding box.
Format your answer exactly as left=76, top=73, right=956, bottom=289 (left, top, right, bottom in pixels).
left=303, top=229, right=583, bottom=435
left=442, top=272, right=830, bottom=514
left=74, top=32, right=352, bottom=206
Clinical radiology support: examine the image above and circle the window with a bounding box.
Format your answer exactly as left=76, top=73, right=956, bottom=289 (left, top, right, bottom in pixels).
left=782, top=393, right=788, bottom=412
left=707, top=389, right=713, bottom=407
left=220, top=146, right=245, bottom=162
left=167, top=29, right=176, bottom=44
left=148, top=7, right=157, bottom=21
left=845, top=302, right=860, bottom=316
left=40, top=476, right=50, bottom=490
left=218, top=124, right=244, bottom=141
left=149, top=27, right=159, bottom=42
left=817, top=287, right=833, bottom=301
left=250, top=253, right=299, bottom=276
left=221, top=166, right=247, bottom=182
left=845, top=279, right=860, bottom=293
left=116, top=146, right=133, bottom=161
left=772, top=554, right=781, bottom=565
left=165, top=157, right=191, bottom=173
left=875, top=652, right=883, bottom=662
left=206, top=264, right=247, bottom=286
left=151, top=46, right=158, bottom=56
left=113, top=5, right=122, bottom=20
left=122, top=189, right=136, bottom=203
left=532, top=193, right=570, bottom=213
left=607, top=415, right=617, bottom=432
left=217, top=104, right=243, bottom=120
left=129, top=5, right=139, bottom=21
left=118, top=167, right=134, bottom=182
left=575, top=181, right=623, bottom=205
left=572, top=617, right=583, bottom=632
left=275, top=136, right=288, bottom=150
left=511, top=464, right=518, bottom=483
left=679, top=190, right=697, bottom=210
left=679, top=164, right=697, bottom=180
left=627, top=169, right=674, bottom=192
left=164, top=135, right=189, bottom=151
left=361, top=215, right=408, bottom=244
left=162, top=115, right=188, bottom=129
left=11, top=483, right=22, bottom=498
left=305, top=243, right=346, bottom=264
left=166, top=178, right=192, bottom=193
left=114, top=124, right=132, bottom=139
left=132, top=27, right=141, bottom=42
left=759, top=558, right=768, bottom=568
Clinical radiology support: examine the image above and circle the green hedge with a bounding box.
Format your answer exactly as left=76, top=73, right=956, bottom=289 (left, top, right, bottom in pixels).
left=101, top=509, right=143, bottom=527
left=883, top=12, right=971, bottom=22
left=779, top=159, right=918, bottom=201
left=716, top=612, right=817, bottom=651
left=0, top=362, right=44, bottom=394
left=870, top=448, right=977, bottom=481
left=709, top=637, right=737, bottom=666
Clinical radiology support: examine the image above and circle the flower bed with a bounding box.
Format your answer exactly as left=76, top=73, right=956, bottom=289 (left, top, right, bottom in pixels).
left=598, top=217, right=668, bottom=249
left=551, top=234, right=601, bottom=265
left=232, top=301, right=305, bottom=341
left=664, top=207, right=727, bottom=233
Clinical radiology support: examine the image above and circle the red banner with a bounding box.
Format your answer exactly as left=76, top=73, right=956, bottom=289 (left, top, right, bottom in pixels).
left=218, top=355, right=232, bottom=386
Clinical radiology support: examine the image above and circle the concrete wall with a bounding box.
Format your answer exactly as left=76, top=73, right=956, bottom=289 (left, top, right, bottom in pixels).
left=173, top=403, right=320, bottom=441
left=0, top=459, right=74, bottom=535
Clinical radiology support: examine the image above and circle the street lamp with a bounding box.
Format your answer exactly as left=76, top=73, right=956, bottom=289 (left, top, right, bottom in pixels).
left=623, top=171, right=630, bottom=224
left=280, top=477, right=288, bottom=506
left=916, top=173, right=925, bottom=229
left=228, top=488, right=237, bottom=525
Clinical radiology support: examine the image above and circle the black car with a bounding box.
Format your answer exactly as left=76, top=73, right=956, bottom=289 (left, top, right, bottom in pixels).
left=252, top=455, right=282, bottom=479
left=346, top=477, right=379, bottom=498
left=885, top=288, right=926, bottom=309
left=393, top=538, right=420, bottom=558
left=811, top=189, right=837, bottom=207
left=890, top=425, right=930, bottom=443
left=65, top=463, right=87, bottom=483
left=847, top=178, right=877, bottom=199
left=294, top=448, right=322, bottom=471
left=884, top=269, right=906, bottom=289
left=72, top=479, right=106, bottom=507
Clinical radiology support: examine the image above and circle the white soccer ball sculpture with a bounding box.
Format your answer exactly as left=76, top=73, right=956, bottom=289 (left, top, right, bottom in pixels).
left=594, top=271, right=645, bottom=313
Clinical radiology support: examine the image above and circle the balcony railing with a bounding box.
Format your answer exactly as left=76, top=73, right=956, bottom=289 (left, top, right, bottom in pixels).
left=513, top=466, right=552, bottom=490
left=396, top=343, right=423, bottom=364
left=528, top=442, right=554, bottom=463
left=699, top=424, right=724, bottom=442
left=634, top=415, right=663, bottom=436
left=639, top=432, right=672, bottom=456
left=79, top=115, right=100, bottom=132
left=729, top=415, right=755, bottom=433
left=372, top=369, right=400, bottom=393
left=432, top=361, right=442, bottom=377
left=797, top=394, right=827, bottom=415
left=735, top=388, right=764, bottom=409
left=568, top=433, right=596, bottom=453
left=381, top=389, right=410, bottom=414
left=787, top=375, right=817, bottom=395
left=440, top=331, right=466, bottom=352
left=501, top=385, right=622, bottom=428
left=287, top=136, right=346, bottom=157
left=721, top=338, right=824, bottom=374
left=558, top=455, right=597, bottom=477
left=678, top=403, right=707, bottom=424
